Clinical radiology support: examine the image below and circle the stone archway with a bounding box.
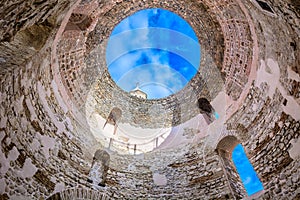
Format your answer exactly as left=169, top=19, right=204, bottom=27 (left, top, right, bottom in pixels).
left=216, top=136, right=245, bottom=199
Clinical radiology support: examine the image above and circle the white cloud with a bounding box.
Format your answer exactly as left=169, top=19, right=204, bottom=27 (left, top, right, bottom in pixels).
left=243, top=176, right=252, bottom=185
left=106, top=9, right=200, bottom=99
left=114, top=47, right=189, bottom=98
left=109, top=51, right=143, bottom=80
left=117, top=64, right=153, bottom=91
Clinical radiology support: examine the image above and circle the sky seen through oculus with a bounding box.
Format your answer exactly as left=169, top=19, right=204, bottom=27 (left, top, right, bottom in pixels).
left=106, top=8, right=201, bottom=99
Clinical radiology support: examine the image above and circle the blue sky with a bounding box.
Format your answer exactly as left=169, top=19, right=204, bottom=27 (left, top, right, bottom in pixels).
left=232, top=144, right=264, bottom=196
left=106, top=8, right=201, bottom=99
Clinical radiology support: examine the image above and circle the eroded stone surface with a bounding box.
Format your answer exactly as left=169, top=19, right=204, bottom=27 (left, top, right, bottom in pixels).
left=0, top=0, right=299, bottom=199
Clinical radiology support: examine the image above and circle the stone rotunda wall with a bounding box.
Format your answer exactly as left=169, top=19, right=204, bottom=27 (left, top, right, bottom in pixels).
left=54, top=0, right=256, bottom=129
left=0, top=0, right=299, bottom=199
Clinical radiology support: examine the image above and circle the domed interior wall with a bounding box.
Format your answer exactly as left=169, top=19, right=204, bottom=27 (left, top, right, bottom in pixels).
left=55, top=0, right=228, bottom=130
left=225, top=0, right=300, bottom=198
left=0, top=0, right=299, bottom=199
left=0, top=0, right=78, bottom=74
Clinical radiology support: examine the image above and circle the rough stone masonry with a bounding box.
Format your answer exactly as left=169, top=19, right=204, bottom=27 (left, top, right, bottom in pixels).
left=0, top=0, right=299, bottom=199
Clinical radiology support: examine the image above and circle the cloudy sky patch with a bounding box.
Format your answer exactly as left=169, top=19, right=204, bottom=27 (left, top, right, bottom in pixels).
left=106, top=8, right=200, bottom=99
left=232, top=144, right=264, bottom=196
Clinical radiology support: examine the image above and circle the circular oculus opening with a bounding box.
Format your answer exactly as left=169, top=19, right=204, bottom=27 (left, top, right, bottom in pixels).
left=106, top=8, right=201, bottom=99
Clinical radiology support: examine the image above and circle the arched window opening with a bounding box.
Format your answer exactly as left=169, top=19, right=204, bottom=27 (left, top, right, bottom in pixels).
left=103, top=107, right=122, bottom=135
left=232, top=144, right=264, bottom=196
left=87, top=149, right=110, bottom=187
left=216, top=136, right=245, bottom=199
left=216, top=136, right=264, bottom=198
left=197, top=97, right=219, bottom=124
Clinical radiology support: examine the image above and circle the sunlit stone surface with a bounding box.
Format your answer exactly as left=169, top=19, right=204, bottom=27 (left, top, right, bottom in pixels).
left=0, top=0, right=299, bottom=199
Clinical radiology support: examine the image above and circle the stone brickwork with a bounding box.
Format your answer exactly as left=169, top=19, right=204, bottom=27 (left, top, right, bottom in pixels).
left=216, top=136, right=245, bottom=199
left=0, top=0, right=73, bottom=42
left=100, top=145, right=234, bottom=199
left=0, top=0, right=77, bottom=74
left=0, top=0, right=299, bottom=199
left=208, top=1, right=254, bottom=100
left=0, top=41, right=97, bottom=198
left=227, top=83, right=300, bottom=198
left=58, top=30, right=88, bottom=110
left=0, top=28, right=232, bottom=198
left=55, top=0, right=256, bottom=129
left=47, top=188, right=109, bottom=199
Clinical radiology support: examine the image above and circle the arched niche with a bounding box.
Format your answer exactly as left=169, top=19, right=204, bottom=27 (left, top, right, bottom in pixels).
left=198, top=97, right=217, bottom=124
left=87, top=149, right=110, bottom=187
left=103, top=107, right=122, bottom=135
